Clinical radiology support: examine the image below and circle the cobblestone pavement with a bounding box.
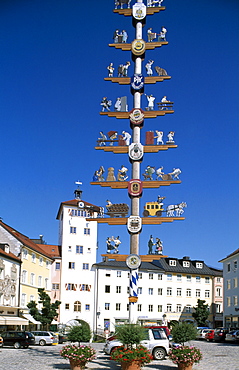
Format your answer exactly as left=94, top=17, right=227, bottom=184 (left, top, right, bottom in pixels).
left=0, top=340, right=238, bottom=370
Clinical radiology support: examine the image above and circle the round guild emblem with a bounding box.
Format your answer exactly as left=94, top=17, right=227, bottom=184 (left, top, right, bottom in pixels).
left=129, top=108, right=144, bottom=126
left=128, top=179, right=143, bottom=197
left=131, top=39, right=146, bottom=56
left=126, top=254, right=141, bottom=269
left=129, top=143, right=144, bottom=161
left=127, top=216, right=142, bottom=234
left=132, top=3, right=146, bottom=20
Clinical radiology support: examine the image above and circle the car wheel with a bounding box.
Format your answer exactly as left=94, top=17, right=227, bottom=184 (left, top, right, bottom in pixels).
left=39, top=339, right=46, bottom=346
left=153, top=347, right=166, bottom=360
left=13, top=342, right=21, bottom=349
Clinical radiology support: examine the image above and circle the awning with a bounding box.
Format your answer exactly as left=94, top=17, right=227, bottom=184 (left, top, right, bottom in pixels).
left=0, top=316, right=29, bottom=325
left=51, top=320, right=59, bottom=325
left=22, top=314, right=41, bottom=325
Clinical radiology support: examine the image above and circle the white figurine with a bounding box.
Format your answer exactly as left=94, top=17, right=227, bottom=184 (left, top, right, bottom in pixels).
left=147, top=0, right=163, bottom=7
left=98, top=131, right=107, bottom=146
left=156, top=166, right=164, bottom=180
left=122, top=61, right=130, bottom=77
left=160, top=95, right=169, bottom=110
left=114, top=236, right=121, bottom=253
left=169, top=168, right=181, bottom=180
left=122, top=30, right=128, bottom=43
left=114, top=97, right=121, bottom=111
left=122, top=131, right=131, bottom=145
left=167, top=131, right=175, bottom=142
left=118, top=165, right=128, bottom=181
left=147, top=28, right=156, bottom=42
left=107, top=63, right=114, bottom=77
left=145, top=60, right=154, bottom=76
left=154, top=130, right=164, bottom=145
left=158, top=26, right=167, bottom=41
left=166, top=202, right=187, bottom=217
left=145, top=94, right=155, bottom=110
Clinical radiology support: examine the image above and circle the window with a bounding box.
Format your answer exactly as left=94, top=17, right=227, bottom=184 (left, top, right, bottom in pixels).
left=105, top=285, right=110, bottom=293
left=83, top=263, right=89, bottom=270
left=105, top=273, right=111, bottom=277
left=167, top=304, right=172, bottom=312
left=127, top=304, right=129, bottom=311
left=38, top=275, right=42, bottom=287
left=216, top=304, right=222, bottom=313
left=39, top=257, right=43, bottom=266
left=84, top=228, right=90, bottom=235
left=176, top=304, right=182, bottom=312
left=21, top=293, right=26, bottom=307
left=158, top=274, right=162, bottom=280
left=196, top=289, right=201, bottom=297
left=31, top=253, right=36, bottom=263
left=68, top=246, right=72, bottom=252
left=117, top=271, right=121, bottom=277
left=216, top=287, right=221, bottom=297
left=227, top=263, right=231, bottom=272
left=177, top=288, right=182, bottom=296
left=186, top=275, right=191, bottom=282
left=167, top=274, right=172, bottom=281
left=196, top=276, right=201, bottom=283
left=167, top=287, right=172, bottom=296
left=81, top=284, right=90, bottom=291
left=205, top=290, right=210, bottom=298
left=30, top=273, right=35, bottom=286
left=87, top=247, right=91, bottom=253
left=137, top=304, right=142, bottom=311
left=69, top=262, right=75, bottom=269
left=169, top=260, right=176, bottom=266
left=227, top=297, right=231, bottom=307
left=158, top=288, right=163, bottom=295
left=148, top=305, right=153, bottom=312
left=177, top=274, right=182, bottom=281
left=233, top=278, right=238, bottom=288
left=22, top=249, right=28, bottom=259
left=186, top=289, right=191, bottom=297
left=127, top=287, right=130, bottom=294
left=116, top=286, right=121, bottom=293
left=105, top=303, right=110, bottom=310
left=76, top=246, right=83, bottom=254
left=148, top=288, right=153, bottom=295
left=70, top=227, right=77, bottom=234
left=46, top=260, right=50, bottom=269
left=116, top=303, right=121, bottom=311
left=205, top=277, right=210, bottom=284
left=138, top=273, right=142, bottom=279
left=138, top=287, right=142, bottom=295
left=227, top=280, right=231, bottom=290
left=234, top=260, right=238, bottom=270
left=74, top=301, right=81, bottom=312
left=233, top=296, right=238, bottom=306
left=52, top=283, right=59, bottom=290
left=183, top=261, right=190, bottom=267
left=149, top=273, right=153, bottom=279
left=30, top=295, right=34, bottom=301
left=158, top=305, right=162, bottom=312
left=217, top=277, right=221, bottom=283
left=22, top=270, right=27, bottom=283
left=65, top=303, right=70, bottom=310
left=85, top=304, right=90, bottom=311
left=185, top=305, right=191, bottom=313
left=67, top=283, right=76, bottom=290
left=45, top=278, right=49, bottom=290
left=196, top=262, right=203, bottom=268
left=55, top=262, right=60, bottom=270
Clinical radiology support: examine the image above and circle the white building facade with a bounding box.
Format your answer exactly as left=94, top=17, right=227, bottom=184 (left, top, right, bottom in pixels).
left=219, top=248, right=239, bottom=328
left=56, top=189, right=100, bottom=328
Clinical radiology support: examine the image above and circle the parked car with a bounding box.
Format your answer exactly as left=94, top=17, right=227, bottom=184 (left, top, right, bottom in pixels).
left=0, top=336, right=3, bottom=347
left=213, top=328, right=229, bottom=342
left=53, top=332, right=68, bottom=344
left=144, top=326, right=171, bottom=339
left=196, top=328, right=211, bottom=340
left=1, top=331, right=35, bottom=348
left=30, top=331, right=58, bottom=346
left=103, top=327, right=170, bottom=360
left=225, top=329, right=239, bottom=342
left=205, top=329, right=214, bottom=341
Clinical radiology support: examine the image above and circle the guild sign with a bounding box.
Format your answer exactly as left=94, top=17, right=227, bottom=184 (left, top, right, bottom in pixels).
left=131, top=74, right=144, bottom=90
left=129, top=108, right=144, bottom=126
left=129, top=143, right=144, bottom=161
left=127, top=216, right=142, bottom=234
left=132, top=3, right=146, bottom=20
left=128, top=179, right=143, bottom=197
left=131, top=39, right=146, bottom=56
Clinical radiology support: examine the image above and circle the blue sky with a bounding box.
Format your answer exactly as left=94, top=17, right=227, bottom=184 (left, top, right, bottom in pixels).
left=0, top=0, right=238, bottom=268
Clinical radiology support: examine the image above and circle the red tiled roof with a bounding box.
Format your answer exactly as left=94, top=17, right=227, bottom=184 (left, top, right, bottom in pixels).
left=0, top=221, right=53, bottom=260
left=56, top=199, right=101, bottom=219
left=0, top=248, right=21, bottom=262
left=37, top=244, right=61, bottom=258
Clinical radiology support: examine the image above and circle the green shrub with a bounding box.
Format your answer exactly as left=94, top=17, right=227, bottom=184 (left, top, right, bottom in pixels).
left=115, top=324, right=147, bottom=348
left=67, top=320, right=91, bottom=343
left=171, top=322, right=197, bottom=345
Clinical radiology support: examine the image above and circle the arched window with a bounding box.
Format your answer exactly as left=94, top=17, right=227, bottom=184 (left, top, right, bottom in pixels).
left=74, top=301, right=81, bottom=312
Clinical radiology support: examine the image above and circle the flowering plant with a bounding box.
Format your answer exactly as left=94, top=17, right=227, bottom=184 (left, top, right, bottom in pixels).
left=60, top=344, right=96, bottom=367
left=168, top=345, right=202, bottom=366
left=110, top=345, right=153, bottom=365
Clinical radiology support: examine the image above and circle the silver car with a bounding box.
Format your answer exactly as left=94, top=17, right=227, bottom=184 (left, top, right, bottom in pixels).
left=103, top=327, right=170, bottom=360
left=31, top=331, right=58, bottom=346
left=225, top=330, right=239, bottom=342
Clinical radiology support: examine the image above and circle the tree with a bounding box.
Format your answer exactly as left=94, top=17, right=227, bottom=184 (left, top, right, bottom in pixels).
left=115, top=324, right=147, bottom=349
left=171, top=322, right=198, bottom=345
left=192, top=299, right=209, bottom=326
left=27, top=288, right=61, bottom=328
left=67, top=320, right=91, bottom=343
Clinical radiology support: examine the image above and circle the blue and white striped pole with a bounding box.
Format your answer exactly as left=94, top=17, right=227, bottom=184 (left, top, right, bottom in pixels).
left=129, top=269, right=139, bottom=303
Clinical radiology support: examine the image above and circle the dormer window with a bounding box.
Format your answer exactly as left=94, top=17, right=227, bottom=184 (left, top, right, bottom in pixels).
left=169, top=260, right=177, bottom=266
left=196, top=262, right=203, bottom=268
left=183, top=261, right=190, bottom=267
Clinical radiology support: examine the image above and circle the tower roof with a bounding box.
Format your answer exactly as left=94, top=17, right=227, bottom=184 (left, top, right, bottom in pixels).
left=56, top=199, right=101, bottom=219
